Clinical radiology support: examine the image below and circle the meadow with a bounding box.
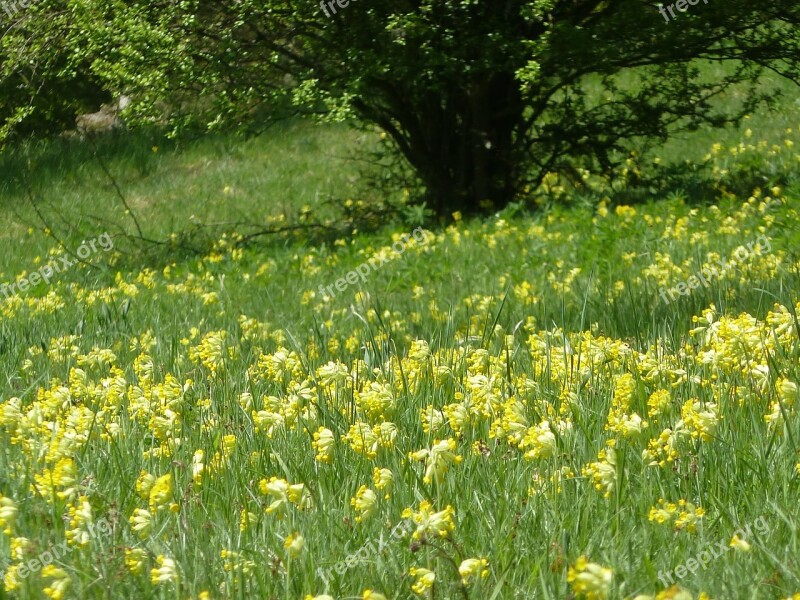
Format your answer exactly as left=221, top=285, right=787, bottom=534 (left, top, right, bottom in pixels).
left=1, top=114, right=800, bottom=600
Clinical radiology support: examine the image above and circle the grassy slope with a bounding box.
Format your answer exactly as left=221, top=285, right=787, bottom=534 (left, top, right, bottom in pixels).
left=0, top=94, right=800, bottom=600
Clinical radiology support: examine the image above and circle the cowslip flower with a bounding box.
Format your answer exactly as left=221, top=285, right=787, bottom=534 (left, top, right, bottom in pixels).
left=408, top=438, right=462, bottom=484
left=459, top=558, right=489, bottom=584
left=129, top=508, right=153, bottom=538
left=312, top=427, right=335, bottom=463
left=362, top=591, right=388, bottom=600
left=519, top=421, right=557, bottom=459
left=567, top=556, right=612, bottom=599
left=373, top=467, right=393, bottom=499
left=135, top=471, right=156, bottom=499
left=409, top=567, right=435, bottom=595
left=221, top=549, right=256, bottom=575
left=32, top=457, right=77, bottom=502
left=193, top=450, right=205, bottom=487
left=673, top=500, right=705, bottom=533
left=42, top=565, right=71, bottom=600
left=148, top=473, right=174, bottom=512
left=351, top=485, right=378, bottom=522
left=680, top=400, right=719, bottom=441
left=239, top=509, right=257, bottom=532
left=582, top=448, right=617, bottom=498
left=284, top=532, right=305, bottom=558
left=287, top=482, right=313, bottom=510
left=259, top=477, right=312, bottom=515
left=150, top=555, right=179, bottom=585
left=125, top=548, right=148, bottom=575
left=730, top=534, right=751, bottom=552
left=0, top=494, right=18, bottom=535
left=402, top=500, right=456, bottom=540
left=343, top=422, right=380, bottom=459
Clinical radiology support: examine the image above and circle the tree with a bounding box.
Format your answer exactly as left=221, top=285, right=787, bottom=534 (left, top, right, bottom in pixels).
left=3, top=1, right=800, bottom=215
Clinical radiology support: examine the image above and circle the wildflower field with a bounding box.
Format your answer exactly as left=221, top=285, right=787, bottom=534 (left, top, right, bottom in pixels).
left=1, top=130, right=800, bottom=600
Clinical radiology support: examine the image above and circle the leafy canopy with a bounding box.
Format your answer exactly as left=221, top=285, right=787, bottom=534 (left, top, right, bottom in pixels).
left=2, top=0, right=799, bottom=214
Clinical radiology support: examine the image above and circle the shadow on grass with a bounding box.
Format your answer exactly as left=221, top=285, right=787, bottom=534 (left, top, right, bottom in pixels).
left=0, top=127, right=175, bottom=203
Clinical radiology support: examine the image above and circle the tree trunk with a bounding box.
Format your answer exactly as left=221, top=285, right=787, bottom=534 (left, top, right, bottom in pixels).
left=410, top=71, right=525, bottom=217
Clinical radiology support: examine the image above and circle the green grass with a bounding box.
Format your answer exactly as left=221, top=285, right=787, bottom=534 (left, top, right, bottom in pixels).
left=0, top=119, right=381, bottom=279
left=0, top=90, right=800, bottom=600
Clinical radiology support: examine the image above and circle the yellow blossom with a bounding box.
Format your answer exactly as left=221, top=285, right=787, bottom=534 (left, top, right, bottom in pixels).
left=458, top=557, right=489, bottom=584
left=408, top=438, right=462, bottom=484
left=729, top=535, right=751, bottom=551
left=402, top=501, right=456, bottom=540
left=567, top=556, right=612, bottom=600
left=125, top=548, right=148, bottom=575
left=284, top=532, right=305, bottom=558
left=150, top=555, right=179, bottom=585
left=351, top=485, right=378, bottom=522
left=409, top=567, right=435, bottom=595
left=312, top=427, right=335, bottom=463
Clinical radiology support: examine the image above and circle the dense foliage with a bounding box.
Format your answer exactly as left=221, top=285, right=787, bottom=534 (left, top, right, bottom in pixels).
left=2, top=1, right=800, bottom=213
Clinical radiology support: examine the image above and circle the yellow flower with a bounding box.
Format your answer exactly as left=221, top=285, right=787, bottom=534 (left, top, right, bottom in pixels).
left=680, top=399, right=719, bottom=441
left=408, top=438, right=462, bottom=484
left=220, top=549, right=256, bottom=575
left=458, top=557, right=489, bottom=584
left=632, top=586, right=693, bottom=600
left=567, top=556, right=612, bottom=600
left=259, top=477, right=312, bottom=515
left=343, top=422, right=380, bottom=459
left=362, top=591, right=388, bottom=600
left=373, top=467, right=393, bottom=499
left=3, top=565, right=21, bottom=592
left=193, top=450, right=205, bottom=487
left=582, top=448, right=616, bottom=498
left=402, top=500, right=456, bottom=540
left=312, top=427, right=335, bottom=463
left=351, top=485, right=378, bottom=522
left=148, top=473, right=174, bottom=512
left=778, top=379, right=798, bottom=406
left=519, top=420, right=557, bottom=459
left=260, top=477, right=291, bottom=515
left=284, top=532, right=305, bottom=558
left=673, top=500, right=705, bottom=533
left=32, top=457, right=77, bottom=502
left=648, top=499, right=677, bottom=524
left=409, top=567, right=435, bottom=595
left=129, top=508, right=153, bottom=538
left=647, top=390, right=671, bottom=418
left=287, top=482, right=313, bottom=510
left=0, top=494, right=18, bottom=535
left=239, top=509, right=257, bottom=532
left=125, top=548, right=148, bottom=575
left=150, top=555, right=179, bottom=585
left=42, top=565, right=71, bottom=600
left=729, top=534, right=751, bottom=552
